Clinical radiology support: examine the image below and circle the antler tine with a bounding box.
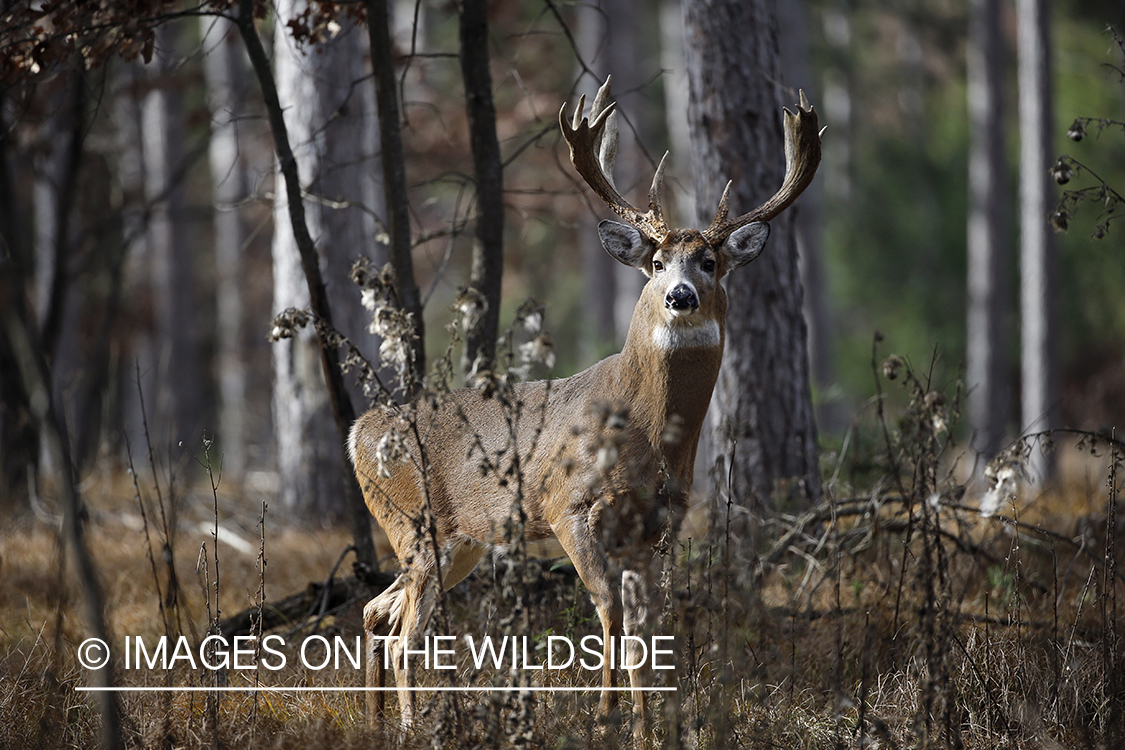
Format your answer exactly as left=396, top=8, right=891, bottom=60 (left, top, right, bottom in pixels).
left=702, top=91, right=823, bottom=244
left=648, top=151, right=669, bottom=226
left=709, top=180, right=733, bottom=228
left=589, top=77, right=619, bottom=191
left=569, top=93, right=586, bottom=131
left=559, top=76, right=670, bottom=243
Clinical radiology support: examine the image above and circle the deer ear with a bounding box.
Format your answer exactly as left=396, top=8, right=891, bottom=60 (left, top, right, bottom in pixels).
left=721, top=221, right=770, bottom=274
left=598, top=220, right=652, bottom=271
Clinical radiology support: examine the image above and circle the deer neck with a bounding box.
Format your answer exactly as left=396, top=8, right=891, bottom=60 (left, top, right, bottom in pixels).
left=614, top=291, right=726, bottom=475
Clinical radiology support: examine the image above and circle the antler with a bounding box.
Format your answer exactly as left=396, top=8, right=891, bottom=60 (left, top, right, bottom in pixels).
left=702, top=90, right=823, bottom=245
left=560, top=76, right=670, bottom=244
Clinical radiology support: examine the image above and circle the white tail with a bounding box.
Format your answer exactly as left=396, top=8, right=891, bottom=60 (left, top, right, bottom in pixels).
left=350, top=77, right=821, bottom=736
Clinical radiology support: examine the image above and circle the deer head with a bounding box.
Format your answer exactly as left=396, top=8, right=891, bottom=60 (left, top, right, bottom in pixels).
left=560, top=76, right=822, bottom=350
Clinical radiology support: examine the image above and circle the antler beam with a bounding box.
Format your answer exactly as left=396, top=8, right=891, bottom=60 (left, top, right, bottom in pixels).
left=559, top=76, right=670, bottom=244
left=702, top=90, right=823, bottom=245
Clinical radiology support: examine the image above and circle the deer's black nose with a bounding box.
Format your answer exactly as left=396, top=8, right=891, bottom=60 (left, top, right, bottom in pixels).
left=665, top=284, right=699, bottom=311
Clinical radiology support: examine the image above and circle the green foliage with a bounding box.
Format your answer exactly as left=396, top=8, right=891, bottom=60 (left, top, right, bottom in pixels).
left=813, top=5, right=1125, bottom=431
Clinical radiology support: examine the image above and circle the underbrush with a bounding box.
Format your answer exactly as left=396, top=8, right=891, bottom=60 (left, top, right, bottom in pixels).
left=3, top=344, right=1124, bottom=750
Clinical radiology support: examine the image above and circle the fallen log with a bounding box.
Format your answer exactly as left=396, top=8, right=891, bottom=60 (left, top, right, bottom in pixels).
left=218, top=570, right=396, bottom=640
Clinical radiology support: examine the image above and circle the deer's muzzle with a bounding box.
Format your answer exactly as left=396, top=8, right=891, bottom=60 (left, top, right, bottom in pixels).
left=665, top=284, right=699, bottom=313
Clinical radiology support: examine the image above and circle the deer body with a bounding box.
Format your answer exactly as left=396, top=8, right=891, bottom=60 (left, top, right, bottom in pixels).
left=350, top=78, right=821, bottom=736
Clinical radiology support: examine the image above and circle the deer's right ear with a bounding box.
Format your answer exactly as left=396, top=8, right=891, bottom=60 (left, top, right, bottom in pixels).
left=598, top=220, right=652, bottom=271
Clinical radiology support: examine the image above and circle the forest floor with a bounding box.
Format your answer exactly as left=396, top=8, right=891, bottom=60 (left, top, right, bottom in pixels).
left=2, top=430, right=1123, bottom=749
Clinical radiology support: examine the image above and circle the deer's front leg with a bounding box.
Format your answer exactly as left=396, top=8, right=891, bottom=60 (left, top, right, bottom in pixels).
left=622, top=568, right=650, bottom=741
left=552, top=515, right=622, bottom=719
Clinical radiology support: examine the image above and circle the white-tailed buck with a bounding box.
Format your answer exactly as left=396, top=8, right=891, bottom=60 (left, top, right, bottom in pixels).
left=349, top=77, right=821, bottom=735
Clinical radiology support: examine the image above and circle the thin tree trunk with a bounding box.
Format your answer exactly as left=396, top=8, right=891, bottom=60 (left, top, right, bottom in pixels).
left=365, top=0, right=425, bottom=386
left=114, top=62, right=153, bottom=467
left=684, top=0, right=820, bottom=515
left=35, top=67, right=84, bottom=365
left=3, top=299, right=124, bottom=750
left=29, top=68, right=84, bottom=481
left=316, top=17, right=386, bottom=413
left=236, top=0, right=377, bottom=575
left=0, top=84, right=38, bottom=509
left=966, top=0, right=1010, bottom=466
left=459, top=0, right=504, bottom=379
left=574, top=3, right=619, bottom=357
left=201, top=16, right=248, bottom=475
left=778, top=0, right=837, bottom=434
left=269, top=0, right=336, bottom=521
left=142, top=24, right=201, bottom=450
left=1016, top=0, right=1057, bottom=481
left=575, top=0, right=649, bottom=352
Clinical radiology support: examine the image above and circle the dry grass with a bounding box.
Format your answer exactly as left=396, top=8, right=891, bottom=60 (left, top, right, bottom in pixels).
left=3, top=366, right=1124, bottom=749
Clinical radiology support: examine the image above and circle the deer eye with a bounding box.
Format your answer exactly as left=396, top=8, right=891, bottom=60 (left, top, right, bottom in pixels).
left=702, top=258, right=716, bottom=273
left=652, top=260, right=665, bottom=272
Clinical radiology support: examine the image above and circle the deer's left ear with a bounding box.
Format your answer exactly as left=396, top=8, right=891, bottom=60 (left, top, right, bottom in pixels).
left=721, top=221, right=770, bottom=274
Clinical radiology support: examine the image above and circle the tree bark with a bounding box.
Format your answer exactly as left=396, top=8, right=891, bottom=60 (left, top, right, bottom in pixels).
left=365, top=0, right=425, bottom=387
left=236, top=0, right=377, bottom=575
left=778, top=0, right=838, bottom=435
left=2, top=298, right=124, bottom=750
left=0, top=85, right=38, bottom=510
left=966, top=0, right=1011, bottom=466
left=575, top=0, right=650, bottom=354
left=315, top=17, right=387, bottom=413
left=200, top=15, right=248, bottom=474
left=270, top=0, right=342, bottom=520
left=458, top=0, right=504, bottom=380
left=141, top=24, right=201, bottom=450
left=1016, top=0, right=1058, bottom=481
left=683, top=0, right=820, bottom=514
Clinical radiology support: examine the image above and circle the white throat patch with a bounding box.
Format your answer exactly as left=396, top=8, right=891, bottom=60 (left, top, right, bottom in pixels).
left=651, top=319, right=720, bottom=350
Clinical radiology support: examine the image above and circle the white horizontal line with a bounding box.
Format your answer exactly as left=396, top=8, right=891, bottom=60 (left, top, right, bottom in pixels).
left=77, top=686, right=677, bottom=693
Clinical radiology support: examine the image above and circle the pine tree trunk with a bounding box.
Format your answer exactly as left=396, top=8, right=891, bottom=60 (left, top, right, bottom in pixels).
left=778, top=0, right=837, bottom=435
left=314, top=17, right=385, bottom=413
left=459, top=0, right=504, bottom=379
left=238, top=0, right=377, bottom=573
left=142, top=24, right=201, bottom=450
left=365, top=0, right=425, bottom=386
left=683, top=0, right=820, bottom=515
left=575, top=0, right=651, bottom=353
left=271, top=0, right=344, bottom=516
left=966, top=0, right=1010, bottom=467
left=201, top=16, right=248, bottom=474
left=1016, top=0, right=1058, bottom=481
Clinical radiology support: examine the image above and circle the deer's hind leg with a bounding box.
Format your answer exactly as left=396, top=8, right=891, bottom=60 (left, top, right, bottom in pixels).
left=368, top=537, right=483, bottom=730
left=364, top=576, right=406, bottom=726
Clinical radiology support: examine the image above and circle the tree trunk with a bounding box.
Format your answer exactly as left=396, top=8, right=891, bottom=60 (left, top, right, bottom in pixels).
left=142, top=24, right=201, bottom=450
left=365, top=0, right=425, bottom=388
left=3, top=299, right=125, bottom=750
left=458, top=0, right=504, bottom=380
left=966, top=0, right=1011, bottom=466
left=683, top=0, right=820, bottom=515
left=575, top=0, right=651, bottom=354
left=0, top=84, right=37, bottom=510
left=1016, top=0, right=1058, bottom=481
left=312, top=17, right=387, bottom=414
left=778, top=0, right=837, bottom=435
left=200, top=16, right=248, bottom=474
left=236, top=0, right=378, bottom=576
left=270, top=0, right=346, bottom=517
